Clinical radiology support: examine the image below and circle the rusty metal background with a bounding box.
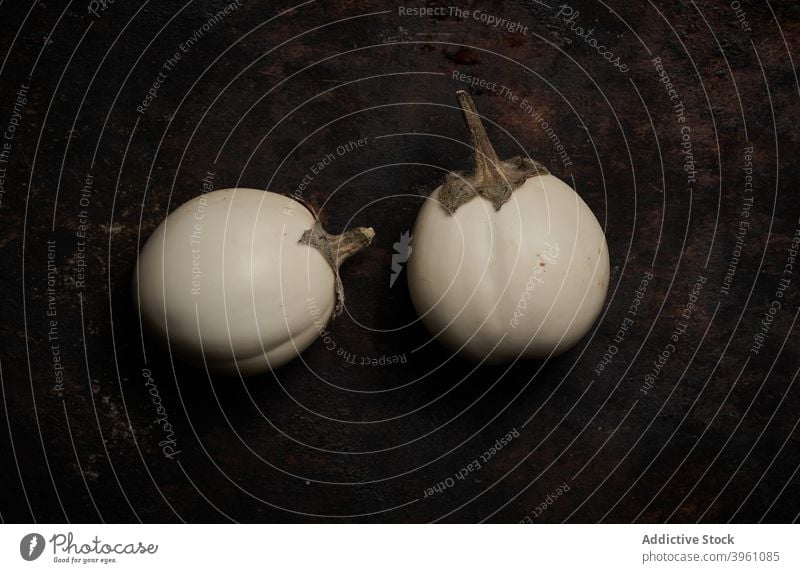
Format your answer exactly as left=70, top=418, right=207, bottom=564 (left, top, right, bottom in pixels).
left=1, top=0, right=798, bottom=522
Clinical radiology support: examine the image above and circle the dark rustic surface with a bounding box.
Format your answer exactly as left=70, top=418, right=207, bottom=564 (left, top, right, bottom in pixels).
left=1, top=0, right=799, bottom=523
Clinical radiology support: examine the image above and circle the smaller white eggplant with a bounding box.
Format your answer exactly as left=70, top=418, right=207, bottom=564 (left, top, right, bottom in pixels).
left=133, top=188, right=374, bottom=375
left=407, top=92, right=610, bottom=363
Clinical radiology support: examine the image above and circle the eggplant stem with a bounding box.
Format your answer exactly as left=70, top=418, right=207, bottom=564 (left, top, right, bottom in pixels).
left=299, top=221, right=375, bottom=317
left=456, top=90, right=504, bottom=184
left=439, top=91, right=549, bottom=213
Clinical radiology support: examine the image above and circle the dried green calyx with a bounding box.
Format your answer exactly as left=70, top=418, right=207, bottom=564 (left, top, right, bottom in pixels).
left=299, top=220, right=375, bottom=317
left=439, top=90, right=549, bottom=213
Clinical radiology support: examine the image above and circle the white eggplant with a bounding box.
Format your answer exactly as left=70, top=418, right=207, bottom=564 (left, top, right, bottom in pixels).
left=133, top=188, right=374, bottom=375
left=407, top=92, right=609, bottom=363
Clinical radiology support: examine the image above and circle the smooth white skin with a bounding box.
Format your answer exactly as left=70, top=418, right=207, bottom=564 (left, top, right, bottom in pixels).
left=408, top=174, right=610, bottom=363
left=133, top=188, right=335, bottom=375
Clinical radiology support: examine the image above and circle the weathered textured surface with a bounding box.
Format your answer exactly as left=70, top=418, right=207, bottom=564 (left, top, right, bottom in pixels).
left=0, top=0, right=798, bottom=523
